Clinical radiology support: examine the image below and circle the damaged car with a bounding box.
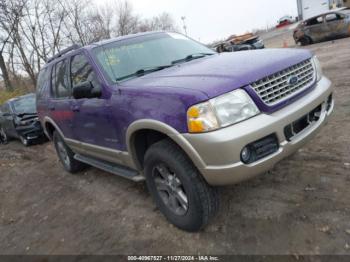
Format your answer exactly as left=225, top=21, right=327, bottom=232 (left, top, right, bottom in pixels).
left=294, top=8, right=350, bottom=45
left=0, top=93, right=45, bottom=146
left=214, top=33, right=264, bottom=52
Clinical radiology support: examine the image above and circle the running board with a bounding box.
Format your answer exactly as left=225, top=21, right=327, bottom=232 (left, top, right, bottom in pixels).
left=74, top=154, right=145, bottom=182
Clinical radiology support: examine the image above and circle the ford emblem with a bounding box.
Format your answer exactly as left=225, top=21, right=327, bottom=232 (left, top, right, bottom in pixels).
left=288, top=75, right=299, bottom=86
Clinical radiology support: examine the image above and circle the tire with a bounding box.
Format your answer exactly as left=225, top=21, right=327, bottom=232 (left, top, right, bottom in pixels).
left=300, top=36, right=312, bottom=46
left=19, top=136, right=30, bottom=147
left=53, top=131, right=87, bottom=173
left=144, top=139, right=219, bottom=232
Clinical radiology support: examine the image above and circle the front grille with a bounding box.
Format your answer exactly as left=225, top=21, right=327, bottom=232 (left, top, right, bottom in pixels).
left=251, top=59, right=315, bottom=105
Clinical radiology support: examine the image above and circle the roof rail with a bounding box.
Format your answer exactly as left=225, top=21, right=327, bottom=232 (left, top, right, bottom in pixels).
left=46, top=44, right=81, bottom=63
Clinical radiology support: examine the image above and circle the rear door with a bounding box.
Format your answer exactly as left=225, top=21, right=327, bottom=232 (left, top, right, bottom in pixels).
left=49, top=58, right=75, bottom=140
left=324, top=12, right=349, bottom=38
left=305, top=15, right=328, bottom=42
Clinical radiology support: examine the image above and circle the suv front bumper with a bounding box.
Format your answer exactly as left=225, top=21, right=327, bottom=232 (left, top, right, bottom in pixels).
left=182, top=76, right=333, bottom=186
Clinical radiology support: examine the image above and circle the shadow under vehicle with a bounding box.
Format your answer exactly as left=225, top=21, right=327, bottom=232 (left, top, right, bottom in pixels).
left=0, top=93, right=46, bottom=146
left=294, top=8, right=350, bottom=45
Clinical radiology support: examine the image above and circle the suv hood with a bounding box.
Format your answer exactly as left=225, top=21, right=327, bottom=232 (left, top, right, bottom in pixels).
left=121, top=48, right=312, bottom=99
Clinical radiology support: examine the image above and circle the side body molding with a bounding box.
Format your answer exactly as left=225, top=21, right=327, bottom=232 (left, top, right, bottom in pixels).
left=43, top=117, right=205, bottom=173
left=43, top=117, right=135, bottom=169
left=126, top=119, right=205, bottom=171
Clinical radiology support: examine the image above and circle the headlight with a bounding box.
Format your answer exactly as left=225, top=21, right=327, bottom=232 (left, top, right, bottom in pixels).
left=187, top=89, right=260, bottom=133
left=312, top=56, right=323, bottom=82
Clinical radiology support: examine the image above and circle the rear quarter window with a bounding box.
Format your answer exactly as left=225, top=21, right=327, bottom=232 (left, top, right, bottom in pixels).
left=36, top=67, right=50, bottom=99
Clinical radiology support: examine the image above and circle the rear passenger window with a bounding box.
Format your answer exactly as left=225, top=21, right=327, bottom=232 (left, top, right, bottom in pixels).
left=71, top=54, right=99, bottom=88
left=52, top=59, right=70, bottom=98
left=36, top=67, right=50, bottom=99
left=325, top=13, right=341, bottom=22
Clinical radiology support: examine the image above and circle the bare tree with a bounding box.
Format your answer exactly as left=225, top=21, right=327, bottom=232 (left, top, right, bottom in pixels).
left=0, top=0, right=178, bottom=91
left=0, top=0, right=26, bottom=91
left=138, top=12, right=178, bottom=32
left=114, top=0, right=139, bottom=36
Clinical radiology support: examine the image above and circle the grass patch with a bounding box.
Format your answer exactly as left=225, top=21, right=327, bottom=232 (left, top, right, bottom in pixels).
left=0, top=90, right=28, bottom=104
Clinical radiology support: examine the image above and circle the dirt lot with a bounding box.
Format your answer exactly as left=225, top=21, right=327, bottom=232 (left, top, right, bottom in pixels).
left=1, top=36, right=350, bottom=255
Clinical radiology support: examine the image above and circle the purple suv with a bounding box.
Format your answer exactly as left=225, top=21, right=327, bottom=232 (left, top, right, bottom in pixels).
left=37, top=32, right=334, bottom=232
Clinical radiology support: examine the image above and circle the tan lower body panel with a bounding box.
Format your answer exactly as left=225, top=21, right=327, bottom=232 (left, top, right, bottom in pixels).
left=65, top=139, right=136, bottom=170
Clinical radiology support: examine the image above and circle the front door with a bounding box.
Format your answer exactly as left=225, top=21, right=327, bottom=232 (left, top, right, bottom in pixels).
left=306, top=15, right=329, bottom=42
left=69, top=53, right=119, bottom=150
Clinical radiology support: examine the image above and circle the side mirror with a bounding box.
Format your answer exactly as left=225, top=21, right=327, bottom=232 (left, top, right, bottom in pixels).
left=72, top=81, right=101, bottom=99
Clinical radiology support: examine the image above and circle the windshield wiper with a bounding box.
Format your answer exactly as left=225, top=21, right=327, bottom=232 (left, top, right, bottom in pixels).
left=116, top=65, right=174, bottom=81
left=171, top=53, right=215, bottom=65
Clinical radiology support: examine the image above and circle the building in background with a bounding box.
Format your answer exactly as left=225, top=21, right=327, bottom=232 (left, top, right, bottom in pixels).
left=297, top=0, right=348, bottom=20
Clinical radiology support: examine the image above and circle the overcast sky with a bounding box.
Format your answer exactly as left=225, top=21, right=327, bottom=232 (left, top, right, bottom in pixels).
left=113, top=0, right=298, bottom=43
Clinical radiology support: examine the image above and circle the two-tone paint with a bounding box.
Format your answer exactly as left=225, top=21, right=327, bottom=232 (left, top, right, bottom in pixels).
left=37, top=31, right=333, bottom=185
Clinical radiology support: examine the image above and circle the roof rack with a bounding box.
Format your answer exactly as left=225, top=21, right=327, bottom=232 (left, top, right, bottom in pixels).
left=46, top=44, right=81, bottom=63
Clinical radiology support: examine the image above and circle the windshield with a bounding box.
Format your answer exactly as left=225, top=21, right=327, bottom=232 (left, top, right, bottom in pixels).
left=93, top=32, right=216, bottom=82
left=12, top=95, right=36, bottom=115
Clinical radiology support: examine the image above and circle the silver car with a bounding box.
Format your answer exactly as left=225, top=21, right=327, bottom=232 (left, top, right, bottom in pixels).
left=294, top=8, right=350, bottom=45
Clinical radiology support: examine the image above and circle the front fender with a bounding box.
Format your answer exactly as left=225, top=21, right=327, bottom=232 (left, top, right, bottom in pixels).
left=126, top=119, right=206, bottom=171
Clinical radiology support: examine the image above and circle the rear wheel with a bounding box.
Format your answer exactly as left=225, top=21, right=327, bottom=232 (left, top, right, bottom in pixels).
left=144, top=139, right=219, bottom=232
left=53, top=131, right=87, bottom=173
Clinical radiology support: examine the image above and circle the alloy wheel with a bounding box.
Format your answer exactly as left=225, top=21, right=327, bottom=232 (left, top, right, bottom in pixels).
left=152, top=163, right=189, bottom=216
left=57, top=141, right=70, bottom=167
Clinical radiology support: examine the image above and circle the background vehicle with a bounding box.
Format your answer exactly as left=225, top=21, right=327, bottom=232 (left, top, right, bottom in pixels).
left=0, top=94, right=45, bottom=146
left=214, top=33, right=264, bottom=52
left=37, top=32, right=333, bottom=232
left=294, top=9, right=350, bottom=45
left=276, top=16, right=295, bottom=28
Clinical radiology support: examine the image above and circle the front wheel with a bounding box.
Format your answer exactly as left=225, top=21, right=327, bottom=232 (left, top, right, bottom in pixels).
left=300, top=36, right=312, bottom=46
left=144, top=139, right=219, bottom=232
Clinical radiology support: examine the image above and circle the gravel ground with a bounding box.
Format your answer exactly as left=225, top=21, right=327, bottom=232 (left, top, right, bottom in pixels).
left=1, top=36, right=350, bottom=255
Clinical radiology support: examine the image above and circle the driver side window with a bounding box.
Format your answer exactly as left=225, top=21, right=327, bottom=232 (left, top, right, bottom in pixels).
left=70, top=54, right=100, bottom=89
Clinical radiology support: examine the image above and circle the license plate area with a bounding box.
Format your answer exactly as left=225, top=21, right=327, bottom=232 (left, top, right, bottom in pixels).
left=284, top=104, right=322, bottom=141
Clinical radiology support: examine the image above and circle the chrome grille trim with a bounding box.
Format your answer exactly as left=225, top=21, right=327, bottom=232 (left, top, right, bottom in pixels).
left=251, top=59, right=315, bottom=105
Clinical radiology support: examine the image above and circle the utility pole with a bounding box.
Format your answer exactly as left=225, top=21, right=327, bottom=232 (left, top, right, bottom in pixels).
left=181, top=16, right=188, bottom=36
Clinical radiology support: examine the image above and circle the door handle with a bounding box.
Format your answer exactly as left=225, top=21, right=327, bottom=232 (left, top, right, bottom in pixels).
left=71, top=105, right=80, bottom=112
